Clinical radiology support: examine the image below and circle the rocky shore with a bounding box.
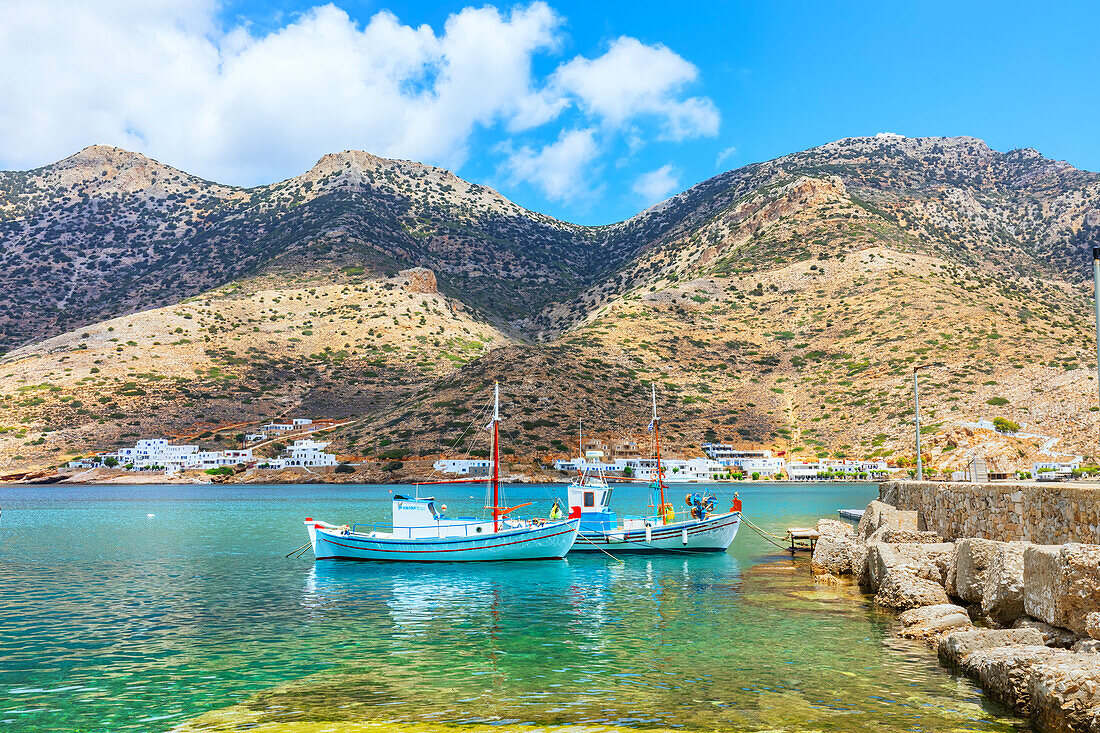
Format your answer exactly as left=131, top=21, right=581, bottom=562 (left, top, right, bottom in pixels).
left=813, top=490, right=1100, bottom=731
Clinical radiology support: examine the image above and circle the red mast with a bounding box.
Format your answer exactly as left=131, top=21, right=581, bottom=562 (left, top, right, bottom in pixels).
left=492, top=382, right=501, bottom=532
left=651, top=384, right=668, bottom=523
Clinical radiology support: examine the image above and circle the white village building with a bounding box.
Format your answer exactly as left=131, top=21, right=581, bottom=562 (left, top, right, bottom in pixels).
left=786, top=459, right=891, bottom=480
left=433, top=458, right=494, bottom=476
left=263, top=439, right=338, bottom=468
left=1032, top=460, right=1080, bottom=481
left=70, top=439, right=255, bottom=471
left=701, top=445, right=786, bottom=477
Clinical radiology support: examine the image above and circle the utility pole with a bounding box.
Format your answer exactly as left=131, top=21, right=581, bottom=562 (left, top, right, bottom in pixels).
left=912, top=362, right=944, bottom=481
left=913, top=367, right=923, bottom=481
left=1093, top=248, right=1100, bottom=416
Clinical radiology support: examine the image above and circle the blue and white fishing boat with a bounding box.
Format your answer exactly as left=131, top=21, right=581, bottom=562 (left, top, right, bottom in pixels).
left=567, top=385, right=741, bottom=553
left=303, top=384, right=579, bottom=562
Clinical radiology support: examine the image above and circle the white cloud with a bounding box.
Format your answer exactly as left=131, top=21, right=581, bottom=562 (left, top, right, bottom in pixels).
left=0, top=1, right=566, bottom=183
left=632, top=164, right=680, bottom=205
left=501, top=128, right=599, bottom=201
left=0, top=1, right=720, bottom=195
left=551, top=37, right=719, bottom=140
left=716, top=144, right=738, bottom=167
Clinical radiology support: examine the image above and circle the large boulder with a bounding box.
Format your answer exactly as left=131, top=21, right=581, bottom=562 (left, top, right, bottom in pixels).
left=1014, top=618, right=1083, bottom=650
left=899, top=603, right=968, bottom=627
left=964, top=645, right=1070, bottom=715
left=875, top=568, right=950, bottom=610
left=857, top=500, right=893, bottom=540
left=982, top=541, right=1029, bottom=626
left=864, top=541, right=955, bottom=591
left=955, top=538, right=1006, bottom=603
left=1025, top=544, right=1100, bottom=636
left=811, top=519, right=861, bottom=575
left=865, top=542, right=900, bottom=590
left=945, top=548, right=960, bottom=597
left=866, top=526, right=942, bottom=544
left=938, top=628, right=1046, bottom=668
left=1029, top=653, right=1100, bottom=733
left=811, top=534, right=863, bottom=575
left=857, top=501, right=919, bottom=541
left=899, top=609, right=971, bottom=642
left=816, top=518, right=854, bottom=537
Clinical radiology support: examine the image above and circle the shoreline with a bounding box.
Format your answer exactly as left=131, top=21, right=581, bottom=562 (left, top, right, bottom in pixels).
left=811, top=480, right=1100, bottom=732
left=0, top=465, right=888, bottom=486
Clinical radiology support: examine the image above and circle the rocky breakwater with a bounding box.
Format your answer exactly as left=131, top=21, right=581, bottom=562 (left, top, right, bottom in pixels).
left=812, top=499, right=1100, bottom=731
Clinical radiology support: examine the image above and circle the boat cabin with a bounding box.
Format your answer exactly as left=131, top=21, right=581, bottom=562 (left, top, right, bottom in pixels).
left=566, top=483, right=618, bottom=532
left=391, top=495, right=494, bottom=539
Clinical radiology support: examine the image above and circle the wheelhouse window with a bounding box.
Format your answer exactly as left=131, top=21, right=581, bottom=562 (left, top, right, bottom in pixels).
left=603, top=489, right=612, bottom=506
left=583, top=491, right=595, bottom=507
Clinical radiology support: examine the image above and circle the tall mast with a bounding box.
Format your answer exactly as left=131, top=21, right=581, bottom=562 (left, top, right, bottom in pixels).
left=652, top=384, right=667, bottom=523
left=492, top=382, right=501, bottom=532
left=577, top=417, right=584, bottom=485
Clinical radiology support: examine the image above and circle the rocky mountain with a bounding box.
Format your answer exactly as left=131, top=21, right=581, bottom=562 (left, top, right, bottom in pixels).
left=1, top=135, right=1098, bottom=472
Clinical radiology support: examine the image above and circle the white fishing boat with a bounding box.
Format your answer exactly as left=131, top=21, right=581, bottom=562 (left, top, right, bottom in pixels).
left=303, top=384, right=579, bottom=562
left=568, top=385, right=741, bottom=553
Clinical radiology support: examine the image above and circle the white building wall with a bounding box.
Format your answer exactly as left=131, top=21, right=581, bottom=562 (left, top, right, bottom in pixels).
left=434, top=459, right=494, bottom=475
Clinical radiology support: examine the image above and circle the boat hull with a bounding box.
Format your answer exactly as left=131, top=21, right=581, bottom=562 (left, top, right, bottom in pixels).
left=572, top=512, right=740, bottom=553
left=307, top=518, right=580, bottom=562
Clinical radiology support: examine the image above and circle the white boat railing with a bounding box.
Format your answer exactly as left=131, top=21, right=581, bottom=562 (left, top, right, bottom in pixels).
left=347, top=517, right=554, bottom=539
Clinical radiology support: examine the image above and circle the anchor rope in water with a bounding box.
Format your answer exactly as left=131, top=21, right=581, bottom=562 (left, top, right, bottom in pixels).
left=285, top=541, right=312, bottom=558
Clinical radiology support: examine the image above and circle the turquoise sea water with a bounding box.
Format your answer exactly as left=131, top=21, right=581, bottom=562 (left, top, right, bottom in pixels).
left=0, top=482, right=1026, bottom=732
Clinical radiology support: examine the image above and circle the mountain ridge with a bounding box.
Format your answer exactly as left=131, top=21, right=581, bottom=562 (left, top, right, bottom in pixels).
left=1, top=134, right=1098, bottom=473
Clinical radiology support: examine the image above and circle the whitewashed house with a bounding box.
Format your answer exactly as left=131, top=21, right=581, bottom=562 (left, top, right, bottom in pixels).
left=787, top=459, right=890, bottom=480
left=81, top=439, right=253, bottom=471
left=1033, top=461, right=1079, bottom=481
left=434, top=458, right=494, bottom=476
left=265, top=440, right=337, bottom=468
left=701, top=445, right=786, bottom=477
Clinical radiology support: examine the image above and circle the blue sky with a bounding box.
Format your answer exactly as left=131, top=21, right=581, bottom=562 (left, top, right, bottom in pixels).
left=3, top=1, right=1098, bottom=224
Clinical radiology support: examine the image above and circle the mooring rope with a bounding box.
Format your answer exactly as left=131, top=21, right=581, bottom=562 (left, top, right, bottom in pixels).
left=739, top=515, right=794, bottom=551
left=740, top=514, right=788, bottom=540
left=285, top=541, right=311, bottom=558
left=574, top=532, right=625, bottom=563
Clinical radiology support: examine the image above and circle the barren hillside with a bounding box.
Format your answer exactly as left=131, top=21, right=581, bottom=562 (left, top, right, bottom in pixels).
left=1, top=135, right=1097, bottom=472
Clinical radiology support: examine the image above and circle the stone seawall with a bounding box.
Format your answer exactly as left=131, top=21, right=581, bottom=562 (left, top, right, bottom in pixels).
left=880, top=481, right=1100, bottom=545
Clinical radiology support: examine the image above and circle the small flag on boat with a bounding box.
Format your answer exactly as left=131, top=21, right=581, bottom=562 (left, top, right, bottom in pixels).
left=647, top=419, right=655, bottom=432
left=484, top=420, right=493, bottom=432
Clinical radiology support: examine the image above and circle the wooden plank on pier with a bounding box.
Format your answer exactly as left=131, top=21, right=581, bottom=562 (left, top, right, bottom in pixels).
left=786, top=527, right=819, bottom=553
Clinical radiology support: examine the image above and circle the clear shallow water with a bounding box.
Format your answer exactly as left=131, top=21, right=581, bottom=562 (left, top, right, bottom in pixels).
left=0, top=482, right=1025, bottom=732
